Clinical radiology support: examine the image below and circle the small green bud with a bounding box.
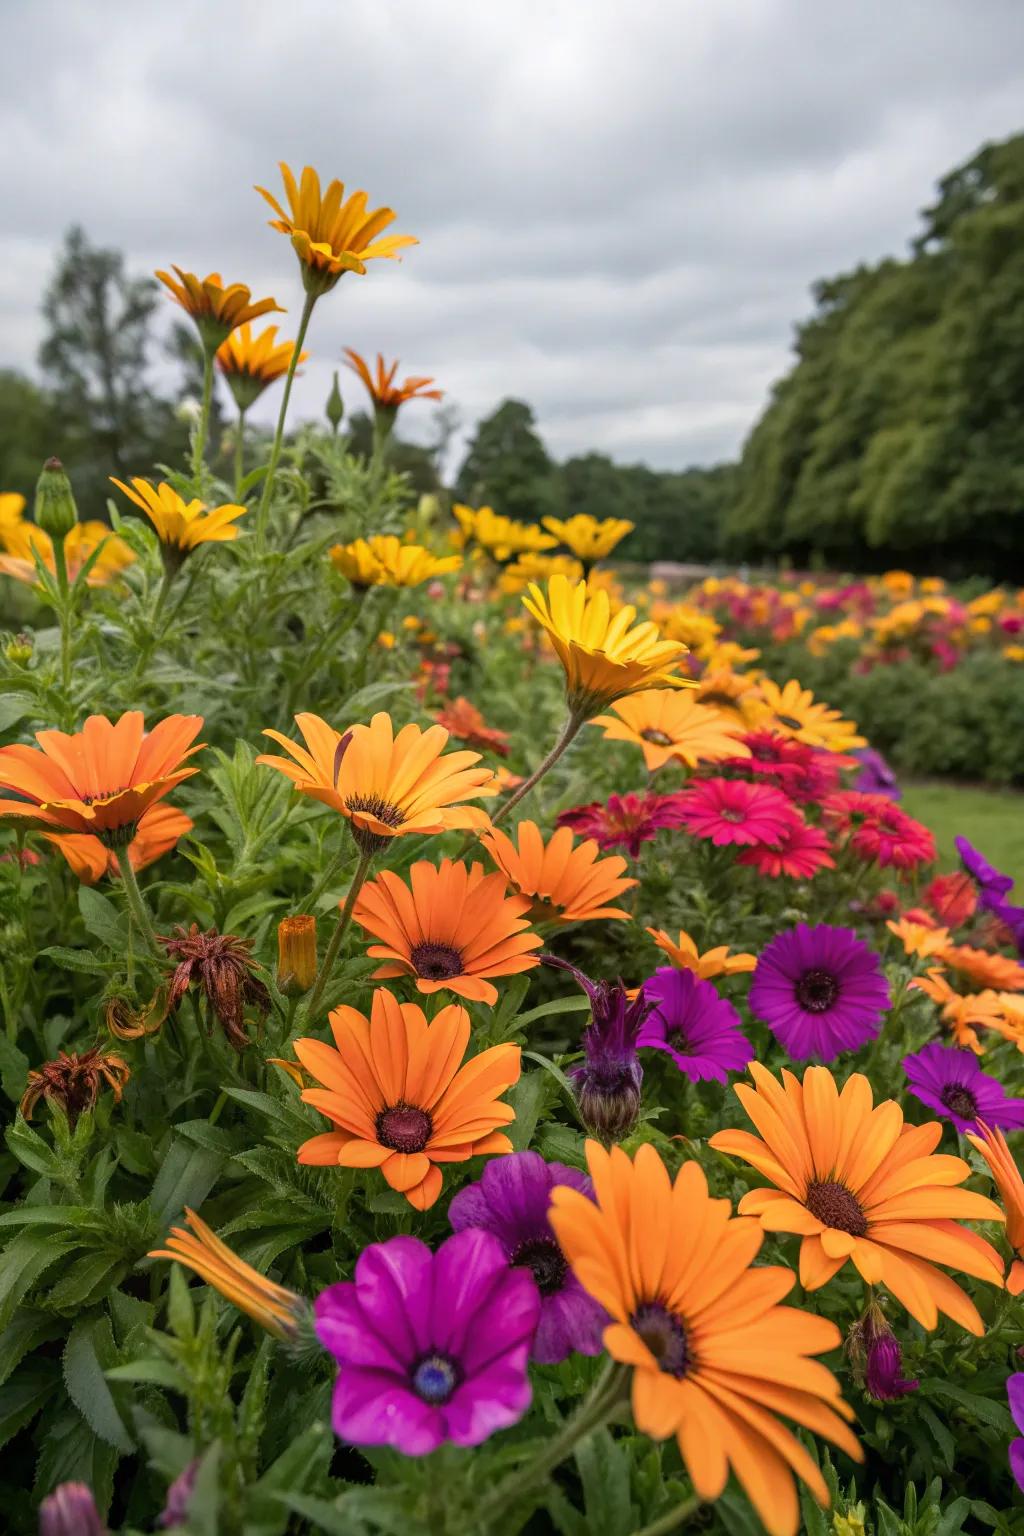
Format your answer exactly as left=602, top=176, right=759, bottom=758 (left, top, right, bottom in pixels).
left=4, top=631, right=33, bottom=665
left=34, top=458, right=78, bottom=540
left=326, top=371, right=344, bottom=433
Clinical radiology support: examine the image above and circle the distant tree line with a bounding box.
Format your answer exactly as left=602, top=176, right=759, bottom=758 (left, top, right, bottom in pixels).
left=5, top=131, right=1024, bottom=575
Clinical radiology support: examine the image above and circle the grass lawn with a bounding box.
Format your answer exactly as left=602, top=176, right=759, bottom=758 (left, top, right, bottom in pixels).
left=902, top=780, right=1024, bottom=894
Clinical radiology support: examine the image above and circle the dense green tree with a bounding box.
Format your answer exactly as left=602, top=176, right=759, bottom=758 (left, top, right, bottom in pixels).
left=727, top=133, right=1024, bottom=575
left=454, top=398, right=560, bottom=519
left=0, top=371, right=57, bottom=495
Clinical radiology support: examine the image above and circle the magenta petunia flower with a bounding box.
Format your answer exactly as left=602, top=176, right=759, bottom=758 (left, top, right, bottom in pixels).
left=556, top=791, right=688, bottom=859
left=736, top=817, right=835, bottom=879
left=675, top=777, right=799, bottom=849
left=314, top=1230, right=540, bottom=1456
left=448, top=1151, right=606, bottom=1364
left=638, top=966, right=753, bottom=1083
left=749, top=923, right=890, bottom=1061
left=901, top=1042, right=1024, bottom=1134
left=1009, top=1374, right=1024, bottom=1492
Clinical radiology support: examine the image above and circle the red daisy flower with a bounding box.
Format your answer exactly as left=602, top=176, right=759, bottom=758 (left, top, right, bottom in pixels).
left=823, top=791, right=936, bottom=871
left=675, top=778, right=800, bottom=849
left=720, top=732, right=845, bottom=805
left=924, top=871, right=977, bottom=929
left=736, top=816, right=835, bottom=879
left=556, top=792, right=688, bottom=859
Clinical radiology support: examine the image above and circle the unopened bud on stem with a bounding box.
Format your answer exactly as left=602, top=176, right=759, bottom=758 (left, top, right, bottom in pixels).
left=34, top=458, right=78, bottom=541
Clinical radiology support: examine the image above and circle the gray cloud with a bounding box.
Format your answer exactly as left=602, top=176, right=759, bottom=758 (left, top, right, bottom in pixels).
left=2, top=0, right=1023, bottom=469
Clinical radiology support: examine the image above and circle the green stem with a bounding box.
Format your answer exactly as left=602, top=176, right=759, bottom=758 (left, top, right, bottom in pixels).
left=52, top=533, right=72, bottom=704
left=489, top=710, right=584, bottom=828
left=298, top=847, right=347, bottom=915
left=255, top=289, right=317, bottom=551
left=302, top=847, right=374, bottom=1024
left=629, top=1498, right=703, bottom=1536
left=193, top=347, right=216, bottom=486
left=473, top=1361, right=629, bottom=1529
left=150, top=563, right=175, bottom=632
left=234, top=405, right=247, bottom=501
left=115, top=845, right=160, bottom=957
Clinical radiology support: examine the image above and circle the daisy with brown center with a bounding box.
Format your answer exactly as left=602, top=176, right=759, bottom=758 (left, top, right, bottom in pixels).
left=967, top=1121, right=1024, bottom=1295
left=549, top=1141, right=861, bottom=1536
left=353, top=858, right=542, bottom=1005
left=591, top=689, right=750, bottom=772
left=258, top=711, right=499, bottom=854
left=293, top=986, right=520, bottom=1211
left=646, top=926, right=757, bottom=979
left=709, top=1063, right=1004, bottom=1332
left=480, top=821, right=636, bottom=925
left=756, top=679, right=866, bottom=753
left=694, top=668, right=768, bottom=729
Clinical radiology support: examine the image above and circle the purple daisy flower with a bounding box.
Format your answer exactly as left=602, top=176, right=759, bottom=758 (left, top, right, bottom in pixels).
left=749, top=923, right=890, bottom=1062
left=901, top=1042, right=1024, bottom=1134
left=448, top=1151, right=605, bottom=1364
left=955, top=835, right=1015, bottom=900
left=543, top=955, right=648, bottom=1140
left=852, top=747, right=902, bottom=801
left=314, top=1229, right=540, bottom=1456
left=1009, top=1373, right=1024, bottom=1493
left=638, top=966, right=754, bottom=1083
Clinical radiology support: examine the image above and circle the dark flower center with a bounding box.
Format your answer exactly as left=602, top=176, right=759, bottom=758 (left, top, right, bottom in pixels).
left=776, top=714, right=804, bottom=731
left=665, top=1028, right=692, bottom=1054
left=631, top=1301, right=690, bottom=1378
left=410, top=941, right=464, bottom=981
left=805, top=1179, right=868, bottom=1236
left=939, top=1083, right=978, bottom=1120
left=795, top=967, right=839, bottom=1012
left=376, top=1102, right=433, bottom=1153
left=345, top=792, right=406, bottom=854
left=641, top=729, right=673, bottom=746
left=720, top=809, right=746, bottom=824
left=410, top=1352, right=461, bottom=1405
left=510, top=1235, right=568, bottom=1296
left=700, top=691, right=733, bottom=709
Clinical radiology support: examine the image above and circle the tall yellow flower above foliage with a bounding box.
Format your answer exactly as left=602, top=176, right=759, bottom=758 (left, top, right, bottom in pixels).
left=523, top=574, right=694, bottom=719
left=256, top=163, right=417, bottom=295
left=542, top=514, right=633, bottom=565
left=110, top=479, right=247, bottom=570
left=155, top=268, right=282, bottom=350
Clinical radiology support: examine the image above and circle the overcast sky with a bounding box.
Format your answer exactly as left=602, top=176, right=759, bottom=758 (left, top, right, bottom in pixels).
left=3, top=0, right=1024, bottom=472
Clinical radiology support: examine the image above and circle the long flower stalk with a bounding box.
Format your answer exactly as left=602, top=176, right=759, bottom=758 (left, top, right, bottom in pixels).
left=489, top=709, right=585, bottom=827
left=255, top=289, right=317, bottom=551
left=302, top=846, right=374, bottom=1023
left=192, top=347, right=216, bottom=485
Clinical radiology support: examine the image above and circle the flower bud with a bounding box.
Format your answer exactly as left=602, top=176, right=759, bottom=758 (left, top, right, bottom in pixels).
left=849, top=1301, right=918, bottom=1402
left=572, top=1059, right=643, bottom=1142
left=4, top=631, right=33, bottom=664
left=325, top=370, right=344, bottom=432
left=38, top=1482, right=105, bottom=1536
left=277, top=914, right=318, bottom=996
left=34, top=458, right=78, bottom=541
left=159, top=1458, right=198, bottom=1529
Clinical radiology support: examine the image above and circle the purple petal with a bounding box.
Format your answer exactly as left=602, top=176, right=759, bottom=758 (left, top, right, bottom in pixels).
left=429, top=1229, right=513, bottom=1357
left=1010, top=1437, right=1024, bottom=1494
left=458, top=1266, right=541, bottom=1375
left=441, top=1348, right=535, bottom=1447
left=331, top=1367, right=444, bottom=1456
left=314, top=1280, right=408, bottom=1373
left=1008, top=1373, right=1024, bottom=1435
left=352, top=1236, right=434, bottom=1362
left=532, top=1283, right=606, bottom=1364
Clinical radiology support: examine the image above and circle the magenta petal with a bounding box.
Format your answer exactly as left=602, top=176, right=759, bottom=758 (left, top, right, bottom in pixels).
left=459, top=1267, right=541, bottom=1374
left=353, top=1236, right=433, bottom=1362
left=441, top=1349, right=535, bottom=1447
left=331, top=1367, right=443, bottom=1456
left=429, top=1229, right=510, bottom=1356
left=314, top=1281, right=407, bottom=1372
left=1009, top=1373, right=1024, bottom=1436
left=1010, top=1437, right=1024, bottom=1494
left=533, top=1283, right=606, bottom=1364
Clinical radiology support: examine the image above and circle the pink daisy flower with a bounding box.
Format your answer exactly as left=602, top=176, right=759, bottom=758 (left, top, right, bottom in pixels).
left=556, top=792, right=688, bottom=859
left=823, top=791, right=936, bottom=871
left=675, top=778, right=800, bottom=849
left=736, top=817, right=835, bottom=879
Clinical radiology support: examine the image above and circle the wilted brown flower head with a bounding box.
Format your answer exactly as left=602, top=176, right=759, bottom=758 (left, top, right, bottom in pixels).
left=158, top=924, right=271, bottom=1050
left=104, top=987, right=170, bottom=1041
left=20, top=1046, right=130, bottom=1126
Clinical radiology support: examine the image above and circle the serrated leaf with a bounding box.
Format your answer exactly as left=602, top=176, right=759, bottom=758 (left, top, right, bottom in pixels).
left=78, top=885, right=128, bottom=949
left=919, top=1378, right=1015, bottom=1433
left=48, top=1252, right=128, bottom=1311
left=149, top=1137, right=225, bottom=1224
left=37, top=944, right=114, bottom=975
left=63, top=1314, right=134, bottom=1453
left=0, top=1309, right=63, bottom=1389
left=0, top=1233, right=77, bottom=1328
left=35, top=1406, right=119, bottom=1506
left=0, top=1034, right=29, bottom=1103
left=245, top=1422, right=333, bottom=1536
left=0, top=1359, right=60, bottom=1451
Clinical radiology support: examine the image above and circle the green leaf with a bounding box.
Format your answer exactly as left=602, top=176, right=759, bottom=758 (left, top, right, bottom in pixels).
left=0, top=1233, right=77, bottom=1328
left=48, top=1252, right=129, bottom=1311
left=523, top=1051, right=584, bottom=1123
left=507, top=1070, right=550, bottom=1151
left=0, top=1034, right=29, bottom=1103
left=37, top=944, right=114, bottom=975
left=0, top=1308, right=63, bottom=1388
left=35, top=1406, right=119, bottom=1506
left=0, top=1360, right=60, bottom=1451
left=2, top=1119, right=62, bottom=1179
left=246, top=1421, right=333, bottom=1536
left=919, top=1378, right=1015, bottom=1433
left=274, top=1493, right=370, bottom=1536
left=78, top=884, right=128, bottom=949
left=517, top=995, right=592, bottom=1028
left=179, top=1440, right=221, bottom=1536
left=63, top=1314, right=134, bottom=1453
left=0, top=694, right=35, bottom=732
left=149, top=1136, right=226, bottom=1224
left=106, top=1358, right=190, bottom=1392
left=919, top=1403, right=955, bottom=1470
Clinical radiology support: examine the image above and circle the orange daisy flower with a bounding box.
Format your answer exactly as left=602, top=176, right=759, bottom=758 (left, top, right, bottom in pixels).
left=886, top=917, right=952, bottom=960
left=258, top=711, right=499, bottom=853
left=343, top=348, right=442, bottom=418
left=0, top=712, right=204, bottom=843
left=255, top=163, right=417, bottom=294
left=216, top=323, right=309, bottom=410
left=149, top=1208, right=305, bottom=1339
left=910, top=968, right=1009, bottom=1052
left=0, top=505, right=134, bottom=589
left=110, top=479, right=247, bottom=562
left=434, top=697, right=510, bottom=758
left=155, top=267, right=282, bottom=348
left=646, top=926, right=757, bottom=978
left=549, top=1141, right=861, bottom=1536
left=755, top=679, right=865, bottom=753
left=709, top=1063, right=1004, bottom=1332
left=966, top=1121, right=1024, bottom=1295
left=45, top=803, right=193, bottom=884
left=293, top=987, right=520, bottom=1211
left=938, top=942, right=1024, bottom=992
left=694, top=668, right=767, bottom=729
left=352, top=858, right=542, bottom=1005
left=591, top=689, right=750, bottom=772
left=481, top=820, right=636, bottom=924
